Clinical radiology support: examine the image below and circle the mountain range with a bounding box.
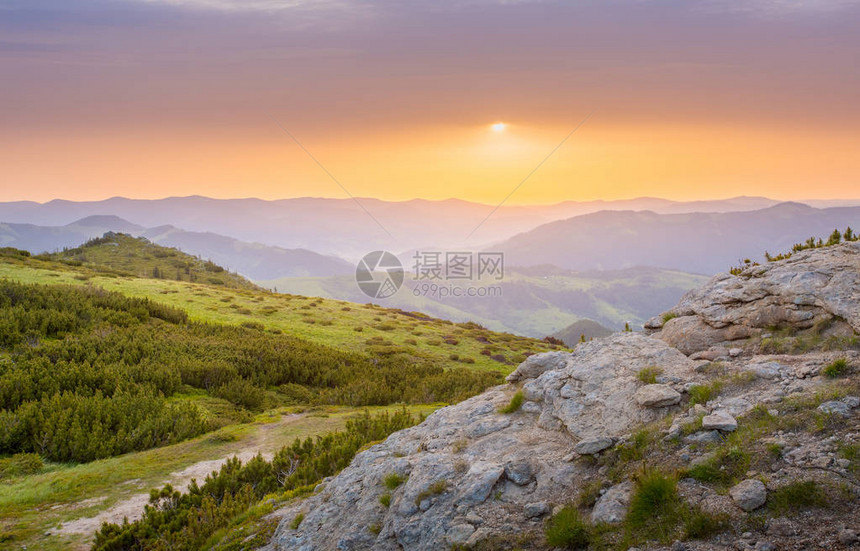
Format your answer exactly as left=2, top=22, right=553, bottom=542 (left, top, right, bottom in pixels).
left=0, top=215, right=352, bottom=280
left=3, top=196, right=860, bottom=338
left=496, top=202, right=860, bottom=275
left=0, top=195, right=805, bottom=260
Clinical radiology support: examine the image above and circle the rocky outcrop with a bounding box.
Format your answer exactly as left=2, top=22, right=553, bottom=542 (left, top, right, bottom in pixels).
left=266, top=333, right=697, bottom=551
left=645, top=241, right=860, bottom=355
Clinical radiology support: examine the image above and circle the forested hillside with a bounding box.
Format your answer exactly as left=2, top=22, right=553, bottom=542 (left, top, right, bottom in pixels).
left=0, top=279, right=497, bottom=463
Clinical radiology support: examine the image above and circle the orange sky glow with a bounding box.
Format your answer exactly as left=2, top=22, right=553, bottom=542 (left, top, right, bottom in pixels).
left=1, top=0, right=858, bottom=204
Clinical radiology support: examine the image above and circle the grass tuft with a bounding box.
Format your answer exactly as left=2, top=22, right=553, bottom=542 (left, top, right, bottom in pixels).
left=823, top=358, right=849, bottom=378
left=688, top=380, right=724, bottom=406
left=767, top=480, right=827, bottom=514
left=289, top=512, right=305, bottom=530
left=414, top=479, right=448, bottom=505
left=383, top=472, right=406, bottom=490
left=637, top=366, right=663, bottom=384
left=499, top=390, right=524, bottom=414
left=545, top=506, right=592, bottom=549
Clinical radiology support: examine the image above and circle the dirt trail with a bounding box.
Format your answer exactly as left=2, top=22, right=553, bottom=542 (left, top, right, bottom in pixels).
left=54, top=413, right=303, bottom=541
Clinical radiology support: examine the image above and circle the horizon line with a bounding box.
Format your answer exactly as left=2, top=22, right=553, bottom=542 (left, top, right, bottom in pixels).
left=5, top=194, right=860, bottom=209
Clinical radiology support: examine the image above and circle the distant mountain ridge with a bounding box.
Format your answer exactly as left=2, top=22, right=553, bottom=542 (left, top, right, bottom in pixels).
left=496, top=202, right=860, bottom=275
left=0, top=217, right=352, bottom=280
left=0, top=195, right=811, bottom=260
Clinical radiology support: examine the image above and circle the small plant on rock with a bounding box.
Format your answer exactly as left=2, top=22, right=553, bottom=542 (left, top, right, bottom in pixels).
left=414, top=479, right=449, bottom=505
left=499, top=390, right=524, bottom=414
left=383, top=472, right=406, bottom=490
left=289, top=512, right=305, bottom=530
left=637, top=366, right=663, bottom=384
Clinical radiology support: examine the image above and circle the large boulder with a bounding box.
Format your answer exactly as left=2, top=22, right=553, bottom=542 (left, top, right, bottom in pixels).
left=646, top=242, right=860, bottom=355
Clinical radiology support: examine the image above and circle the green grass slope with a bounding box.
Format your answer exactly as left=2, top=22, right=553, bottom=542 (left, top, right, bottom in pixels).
left=0, top=248, right=558, bottom=374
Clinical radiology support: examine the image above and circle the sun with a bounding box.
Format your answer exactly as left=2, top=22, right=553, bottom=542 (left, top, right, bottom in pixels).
left=491, top=122, right=506, bottom=132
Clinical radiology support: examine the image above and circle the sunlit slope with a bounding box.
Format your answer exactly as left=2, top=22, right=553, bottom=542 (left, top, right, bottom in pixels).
left=41, top=232, right=259, bottom=290
left=0, top=249, right=558, bottom=373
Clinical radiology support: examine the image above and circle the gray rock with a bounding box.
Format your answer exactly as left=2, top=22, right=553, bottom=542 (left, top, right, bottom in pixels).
left=465, top=527, right=490, bottom=547
left=682, top=430, right=723, bottom=445
left=264, top=245, right=860, bottom=551
left=506, top=351, right=569, bottom=382
left=767, top=518, right=795, bottom=537
left=818, top=400, right=852, bottom=416
left=729, top=479, right=767, bottom=511
left=648, top=242, right=860, bottom=354
left=456, top=462, right=504, bottom=507
left=445, top=524, right=475, bottom=546
left=812, top=456, right=832, bottom=468
left=503, top=462, right=533, bottom=486
left=838, top=528, right=859, bottom=545
left=520, top=400, right=541, bottom=414
left=702, top=411, right=738, bottom=432
left=755, top=543, right=777, bottom=551
left=844, top=396, right=860, bottom=408
left=691, top=349, right=723, bottom=361
left=591, top=481, right=634, bottom=524
left=635, top=384, right=682, bottom=408
left=466, top=417, right=512, bottom=438
left=464, top=513, right=484, bottom=526
left=747, top=362, right=782, bottom=380
left=524, top=501, right=551, bottom=518
left=574, top=436, right=614, bottom=455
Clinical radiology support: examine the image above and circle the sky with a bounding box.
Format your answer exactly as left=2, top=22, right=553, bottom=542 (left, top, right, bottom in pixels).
left=1, top=0, right=859, bottom=204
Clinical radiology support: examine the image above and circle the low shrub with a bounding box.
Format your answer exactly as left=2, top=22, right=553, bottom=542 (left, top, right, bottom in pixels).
left=0, top=453, right=43, bottom=480
left=683, top=507, right=728, bottom=539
